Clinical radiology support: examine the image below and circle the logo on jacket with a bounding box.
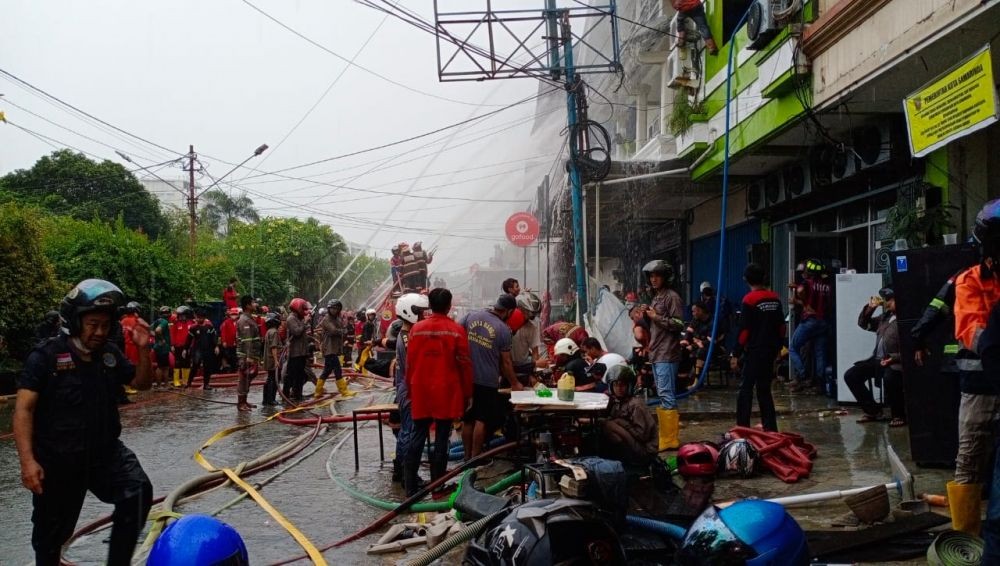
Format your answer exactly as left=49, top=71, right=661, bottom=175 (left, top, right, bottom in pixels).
left=103, top=352, right=118, bottom=368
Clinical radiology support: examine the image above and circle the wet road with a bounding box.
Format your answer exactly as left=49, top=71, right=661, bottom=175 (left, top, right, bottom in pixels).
left=0, top=379, right=404, bottom=565
left=0, top=379, right=955, bottom=565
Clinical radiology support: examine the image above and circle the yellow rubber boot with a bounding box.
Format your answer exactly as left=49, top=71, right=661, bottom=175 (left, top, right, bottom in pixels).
left=124, top=385, right=138, bottom=394
left=947, top=481, right=982, bottom=535
left=172, top=369, right=182, bottom=388
left=336, top=378, right=356, bottom=398
left=181, top=368, right=191, bottom=386
left=657, top=407, right=680, bottom=451
left=313, top=378, right=326, bottom=398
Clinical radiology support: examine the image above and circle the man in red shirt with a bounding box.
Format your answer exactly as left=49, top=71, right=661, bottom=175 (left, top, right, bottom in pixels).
left=789, top=259, right=832, bottom=392
left=404, top=288, right=473, bottom=495
left=219, top=307, right=239, bottom=372
left=223, top=278, right=239, bottom=310
left=169, top=306, right=195, bottom=387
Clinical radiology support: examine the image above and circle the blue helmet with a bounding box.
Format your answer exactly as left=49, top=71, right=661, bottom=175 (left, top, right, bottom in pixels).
left=675, top=500, right=808, bottom=565
left=148, top=515, right=249, bottom=566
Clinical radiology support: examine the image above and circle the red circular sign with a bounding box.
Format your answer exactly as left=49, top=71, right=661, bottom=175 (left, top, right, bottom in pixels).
left=505, top=212, right=540, bottom=247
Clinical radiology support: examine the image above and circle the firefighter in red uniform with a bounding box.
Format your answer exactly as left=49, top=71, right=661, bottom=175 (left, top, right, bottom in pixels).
left=169, top=306, right=194, bottom=388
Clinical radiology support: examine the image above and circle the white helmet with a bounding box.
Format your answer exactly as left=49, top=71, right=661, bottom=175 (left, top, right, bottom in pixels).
left=318, top=307, right=328, bottom=316
left=700, top=281, right=713, bottom=293
left=554, top=337, right=579, bottom=357
left=516, top=291, right=541, bottom=314
left=395, top=293, right=429, bottom=324
left=366, top=308, right=377, bottom=316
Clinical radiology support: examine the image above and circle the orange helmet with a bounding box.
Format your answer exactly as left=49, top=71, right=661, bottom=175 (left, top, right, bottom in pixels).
left=289, top=298, right=312, bottom=315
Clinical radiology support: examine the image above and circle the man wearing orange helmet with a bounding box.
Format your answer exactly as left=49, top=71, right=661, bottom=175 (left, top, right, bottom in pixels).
left=284, top=298, right=312, bottom=401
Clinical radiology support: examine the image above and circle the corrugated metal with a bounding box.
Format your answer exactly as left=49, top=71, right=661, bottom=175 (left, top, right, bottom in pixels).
left=689, top=221, right=762, bottom=310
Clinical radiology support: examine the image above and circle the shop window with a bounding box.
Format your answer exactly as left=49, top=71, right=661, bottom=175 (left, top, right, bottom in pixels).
left=723, top=0, right=755, bottom=43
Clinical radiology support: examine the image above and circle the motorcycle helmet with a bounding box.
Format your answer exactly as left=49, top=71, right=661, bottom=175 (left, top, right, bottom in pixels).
left=148, top=514, right=249, bottom=566
left=43, top=310, right=60, bottom=325
left=264, top=313, right=281, bottom=328
left=365, top=308, right=377, bottom=316
left=554, top=337, right=579, bottom=357
left=677, top=442, right=720, bottom=479
left=289, top=298, right=312, bottom=316
left=327, top=299, right=343, bottom=312
left=717, top=439, right=759, bottom=478
left=227, top=307, right=240, bottom=316
left=642, top=260, right=675, bottom=286
left=176, top=305, right=193, bottom=320
left=59, top=279, right=125, bottom=335
left=699, top=281, right=714, bottom=294
left=675, top=500, right=809, bottom=565
left=465, top=498, right=626, bottom=566
left=517, top=291, right=542, bottom=315
left=318, top=307, right=328, bottom=317
left=974, top=198, right=1000, bottom=249
left=604, top=363, right=636, bottom=396
left=396, top=293, right=429, bottom=324
left=159, top=306, right=171, bottom=316
left=125, top=301, right=141, bottom=314
left=878, top=287, right=895, bottom=301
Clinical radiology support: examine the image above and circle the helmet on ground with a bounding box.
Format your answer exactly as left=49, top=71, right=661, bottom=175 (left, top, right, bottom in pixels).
left=516, top=291, right=542, bottom=314
left=675, top=500, right=808, bottom=565
left=677, top=441, right=720, bottom=479
left=804, top=258, right=825, bottom=274
left=227, top=307, right=240, bottom=316
left=60, top=279, right=125, bottom=335
left=366, top=308, right=377, bottom=316
left=125, top=301, right=141, bottom=314
left=175, top=305, right=193, bottom=319
left=159, top=306, right=171, bottom=315
left=327, top=299, right=343, bottom=311
left=148, top=514, right=249, bottom=566
left=642, top=260, right=675, bottom=285
left=396, top=293, right=429, bottom=323
left=717, top=439, right=759, bottom=478
left=265, top=313, right=281, bottom=328
left=554, top=337, right=579, bottom=357
left=465, top=498, right=626, bottom=566
left=604, top=364, right=636, bottom=396
left=289, top=298, right=311, bottom=316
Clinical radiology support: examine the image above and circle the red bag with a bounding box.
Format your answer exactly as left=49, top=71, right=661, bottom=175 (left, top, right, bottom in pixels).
left=728, top=427, right=817, bottom=483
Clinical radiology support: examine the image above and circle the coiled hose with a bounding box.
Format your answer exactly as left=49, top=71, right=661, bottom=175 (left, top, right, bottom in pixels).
left=927, top=530, right=984, bottom=565
left=404, top=507, right=509, bottom=566
left=624, top=515, right=687, bottom=541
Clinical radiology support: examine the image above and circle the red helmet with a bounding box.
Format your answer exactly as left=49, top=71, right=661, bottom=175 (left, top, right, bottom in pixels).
left=289, top=298, right=312, bottom=315
left=227, top=307, right=240, bottom=316
left=677, top=442, right=720, bottom=479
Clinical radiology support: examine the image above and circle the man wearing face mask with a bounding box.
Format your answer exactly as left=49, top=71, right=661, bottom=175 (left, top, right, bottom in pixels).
left=14, top=279, right=153, bottom=566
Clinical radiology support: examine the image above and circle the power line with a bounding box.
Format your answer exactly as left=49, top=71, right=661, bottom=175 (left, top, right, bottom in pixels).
left=240, top=0, right=515, bottom=108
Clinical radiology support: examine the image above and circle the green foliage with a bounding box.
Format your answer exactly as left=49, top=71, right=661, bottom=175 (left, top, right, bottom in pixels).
left=668, top=92, right=704, bottom=137
left=39, top=215, right=190, bottom=312
left=0, top=203, right=61, bottom=361
left=199, top=189, right=260, bottom=235
left=0, top=150, right=168, bottom=238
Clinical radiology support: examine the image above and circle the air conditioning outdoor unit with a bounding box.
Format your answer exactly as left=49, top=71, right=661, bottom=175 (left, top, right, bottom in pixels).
left=746, top=0, right=797, bottom=50
left=831, top=147, right=857, bottom=183
left=851, top=123, right=893, bottom=170
left=764, top=172, right=784, bottom=206
left=747, top=179, right=767, bottom=213
left=782, top=162, right=811, bottom=200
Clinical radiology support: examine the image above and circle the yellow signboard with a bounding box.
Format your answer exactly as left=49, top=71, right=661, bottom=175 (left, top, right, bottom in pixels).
left=904, top=45, right=998, bottom=158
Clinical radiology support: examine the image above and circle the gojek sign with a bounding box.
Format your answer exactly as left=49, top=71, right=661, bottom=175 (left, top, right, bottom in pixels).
left=504, top=212, right=540, bottom=247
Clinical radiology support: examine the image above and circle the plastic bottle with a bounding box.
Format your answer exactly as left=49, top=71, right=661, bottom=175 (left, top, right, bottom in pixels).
left=557, top=372, right=575, bottom=402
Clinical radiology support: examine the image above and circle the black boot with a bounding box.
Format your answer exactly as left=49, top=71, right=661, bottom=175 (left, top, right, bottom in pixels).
left=392, top=459, right=403, bottom=483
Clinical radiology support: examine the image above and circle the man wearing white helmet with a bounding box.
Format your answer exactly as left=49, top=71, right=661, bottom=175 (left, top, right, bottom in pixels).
left=390, top=293, right=429, bottom=489
left=511, top=291, right=545, bottom=380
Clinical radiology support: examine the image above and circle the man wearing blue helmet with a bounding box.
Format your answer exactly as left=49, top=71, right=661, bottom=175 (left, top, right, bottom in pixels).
left=13, top=279, right=154, bottom=566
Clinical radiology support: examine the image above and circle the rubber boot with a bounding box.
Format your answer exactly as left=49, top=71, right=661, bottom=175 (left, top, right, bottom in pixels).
left=313, top=378, right=326, bottom=398
left=237, top=395, right=256, bottom=412
left=657, top=407, right=680, bottom=451
left=336, top=378, right=357, bottom=398
left=172, top=368, right=182, bottom=388
left=181, top=368, right=191, bottom=387
left=947, top=481, right=982, bottom=535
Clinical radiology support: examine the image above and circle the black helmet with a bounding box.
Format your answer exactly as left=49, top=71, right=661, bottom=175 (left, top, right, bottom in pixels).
left=804, top=258, right=825, bottom=274
left=605, top=364, right=636, bottom=396
left=60, top=279, right=125, bottom=336
left=43, top=310, right=60, bottom=325
left=974, top=199, right=1000, bottom=255
left=465, top=498, right=625, bottom=565
left=878, top=287, right=895, bottom=301
left=642, top=260, right=674, bottom=285
left=265, top=312, right=281, bottom=328
left=176, top=305, right=193, bottom=319
left=326, top=299, right=343, bottom=311
left=125, top=301, right=141, bottom=314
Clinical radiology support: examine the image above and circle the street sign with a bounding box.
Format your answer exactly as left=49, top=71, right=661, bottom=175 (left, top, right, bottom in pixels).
left=505, top=212, right=540, bottom=247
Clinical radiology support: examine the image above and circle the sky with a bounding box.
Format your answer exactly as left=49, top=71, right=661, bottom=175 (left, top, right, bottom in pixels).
left=0, top=0, right=579, bottom=274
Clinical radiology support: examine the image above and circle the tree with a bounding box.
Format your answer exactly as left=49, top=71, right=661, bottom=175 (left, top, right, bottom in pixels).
left=0, top=203, right=61, bottom=361
left=199, top=189, right=259, bottom=235
left=0, top=150, right=167, bottom=238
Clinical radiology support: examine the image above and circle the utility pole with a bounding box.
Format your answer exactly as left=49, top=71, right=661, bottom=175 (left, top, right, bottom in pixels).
left=184, top=145, right=199, bottom=254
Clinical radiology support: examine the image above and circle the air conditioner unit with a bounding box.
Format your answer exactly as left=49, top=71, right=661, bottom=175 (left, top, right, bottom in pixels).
left=746, top=0, right=792, bottom=50
left=782, top=162, right=811, bottom=200
left=764, top=172, right=784, bottom=206
left=831, top=147, right=857, bottom=182
left=667, top=43, right=699, bottom=89
left=747, top=179, right=766, bottom=213
left=809, top=146, right=833, bottom=189
left=851, top=123, right=893, bottom=170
